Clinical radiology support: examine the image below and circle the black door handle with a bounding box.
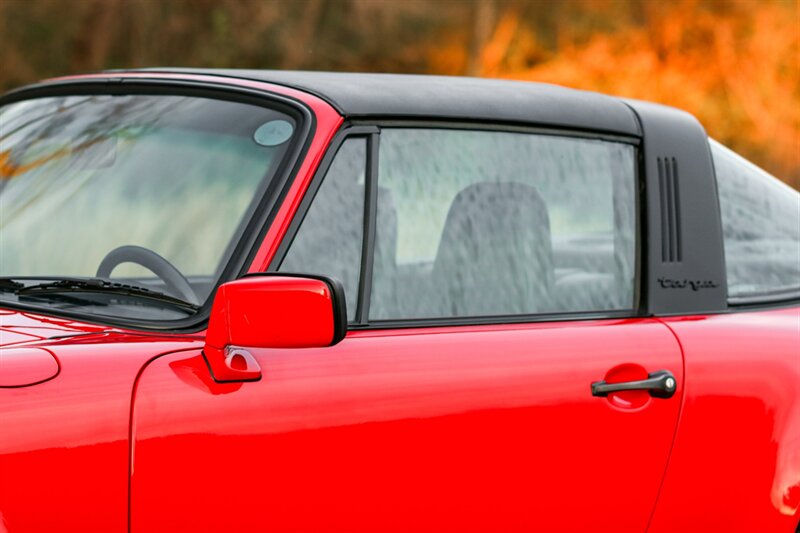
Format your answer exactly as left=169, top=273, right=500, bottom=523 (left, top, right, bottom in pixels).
left=591, top=370, right=677, bottom=399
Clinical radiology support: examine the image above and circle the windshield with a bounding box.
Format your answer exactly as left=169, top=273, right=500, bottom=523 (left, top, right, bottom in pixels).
left=0, top=93, right=298, bottom=321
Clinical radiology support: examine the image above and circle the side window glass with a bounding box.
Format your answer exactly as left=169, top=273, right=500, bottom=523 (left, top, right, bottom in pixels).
left=710, top=140, right=800, bottom=300
left=369, top=129, right=637, bottom=320
left=279, top=138, right=366, bottom=320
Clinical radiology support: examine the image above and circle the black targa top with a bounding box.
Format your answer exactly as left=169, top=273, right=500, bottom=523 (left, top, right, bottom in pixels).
left=130, top=69, right=642, bottom=136
left=123, top=68, right=726, bottom=316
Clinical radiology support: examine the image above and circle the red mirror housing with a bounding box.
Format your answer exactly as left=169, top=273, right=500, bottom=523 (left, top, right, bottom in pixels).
left=203, top=274, right=347, bottom=383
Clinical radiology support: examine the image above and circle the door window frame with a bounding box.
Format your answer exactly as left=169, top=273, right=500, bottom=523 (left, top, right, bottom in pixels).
left=270, top=120, right=644, bottom=329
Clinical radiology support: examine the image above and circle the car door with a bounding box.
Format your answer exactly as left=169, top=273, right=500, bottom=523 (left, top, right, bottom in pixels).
left=130, top=126, right=684, bottom=531
left=647, top=140, right=800, bottom=532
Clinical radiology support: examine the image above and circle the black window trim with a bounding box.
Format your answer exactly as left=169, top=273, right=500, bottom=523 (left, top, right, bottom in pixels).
left=270, top=119, right=645, bottom=330
left=0, top=77, right=316, bottom=333
left=269, top=125, right=379, bottom=324
left=355, top=132, right=381, bottom=324
left=728, top=289, right=800, bottom=307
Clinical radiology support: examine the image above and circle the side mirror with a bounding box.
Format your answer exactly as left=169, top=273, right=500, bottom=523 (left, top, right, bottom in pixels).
left=203, top=274, right=347, bottom=382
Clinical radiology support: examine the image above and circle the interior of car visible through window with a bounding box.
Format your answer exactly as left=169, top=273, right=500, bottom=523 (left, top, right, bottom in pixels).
left=280, top=127, right=638, bottom=322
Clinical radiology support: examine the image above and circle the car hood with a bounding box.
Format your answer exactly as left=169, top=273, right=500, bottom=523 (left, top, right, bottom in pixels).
left=0, top=307, right=203, bottom=347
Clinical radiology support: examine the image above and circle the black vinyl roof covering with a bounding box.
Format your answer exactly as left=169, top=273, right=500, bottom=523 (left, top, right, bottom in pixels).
left=128, top=69, right=642, bottom=136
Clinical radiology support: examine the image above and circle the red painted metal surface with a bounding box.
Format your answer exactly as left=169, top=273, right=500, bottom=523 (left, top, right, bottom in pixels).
left=130, top=318, right=684, bottom=531
left=0, top=315, right=202, bottom=531
left=0, top=72, right=342, bottom=532
left=0, top=347, right=59, bottom=387
left=1, top=71, right=798, bottom=532
left=204, top=276, right=339, bottom=382
left=649, top=307, right=800, bottom=532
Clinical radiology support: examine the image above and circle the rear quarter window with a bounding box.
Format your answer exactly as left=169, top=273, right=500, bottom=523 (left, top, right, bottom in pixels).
left=710, top=139, right=800, bottom=302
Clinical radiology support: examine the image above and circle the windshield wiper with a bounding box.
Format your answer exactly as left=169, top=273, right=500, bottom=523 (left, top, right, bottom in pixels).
left=0, top=278, right=24, bottom=292
left=6, top=277, right=200, bottom=312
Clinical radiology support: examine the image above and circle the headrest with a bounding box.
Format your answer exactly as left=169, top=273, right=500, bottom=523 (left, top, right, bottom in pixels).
left=431, top=182, right=553, bottom=316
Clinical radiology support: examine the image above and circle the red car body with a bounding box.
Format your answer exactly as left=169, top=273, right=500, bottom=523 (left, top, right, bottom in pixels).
left=0, top=71, right=798, bottom=532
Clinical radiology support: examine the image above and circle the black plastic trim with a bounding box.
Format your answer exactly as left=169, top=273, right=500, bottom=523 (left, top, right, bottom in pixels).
left=658, top=157, right=682, bottom=263
left=728, top=291, right=800, bottom=307
left=0, top=77, right=316, bottom=333
left=632, top=141, right=647, bottom=316
left=351, top=310, right=636, bottom=331
left=268, top=126, right=377, bottom=274
left=591, top=369, right=676, bottom=399
left=354, top=133, right=380, bottom=325
left=349, top=118, right=641, bottom=146
left=623, top=99, right=728, bottom=315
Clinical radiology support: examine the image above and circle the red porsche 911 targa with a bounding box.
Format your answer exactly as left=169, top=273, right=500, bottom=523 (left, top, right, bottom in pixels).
left=1, top=70, right=798, bottom=532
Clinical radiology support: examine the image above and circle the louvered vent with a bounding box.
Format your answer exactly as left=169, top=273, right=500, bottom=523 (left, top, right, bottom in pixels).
left=658, top=157, right=682, bottom=263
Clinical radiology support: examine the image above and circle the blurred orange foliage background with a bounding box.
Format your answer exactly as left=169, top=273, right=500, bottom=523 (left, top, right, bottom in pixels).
left=1, top=0, right=798, bottom=187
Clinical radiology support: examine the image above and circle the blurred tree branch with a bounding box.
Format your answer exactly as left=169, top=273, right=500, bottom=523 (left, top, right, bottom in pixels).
left=70, top=0, right=119, bottom=72
left=467, top=0, right=496, bottom=76
left=281, top=0, right=325, bottom=69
